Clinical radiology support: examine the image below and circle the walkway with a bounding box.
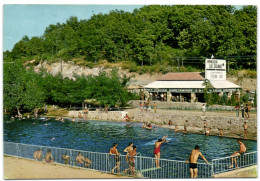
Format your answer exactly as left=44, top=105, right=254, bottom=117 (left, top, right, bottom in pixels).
left=4, top=156, right=128, bottom=179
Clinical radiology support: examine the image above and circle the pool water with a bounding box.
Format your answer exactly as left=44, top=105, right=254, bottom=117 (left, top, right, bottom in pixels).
left=4, top=116, right=257, bottom=161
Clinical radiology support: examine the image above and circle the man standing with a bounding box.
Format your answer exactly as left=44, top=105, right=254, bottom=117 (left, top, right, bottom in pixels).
left=228, top=139, right=246, bottom=169
left=125, top=146, right=137, bottom=176
left=109, top=143, right=121, bottom=174
left=185, top=145, right=209, bottom=178
left=203, top=120, right=207, bottom=135
left=243, top=122, right=249, bottom=139
left=241, top=104, right=245, bottom=119
left=235, top=104, right=240, bottom=117
left=202, top=104, right=206, bottom=115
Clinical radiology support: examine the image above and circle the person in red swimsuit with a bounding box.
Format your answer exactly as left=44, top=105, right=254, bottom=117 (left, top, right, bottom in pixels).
left=154, top=136, right=167, bottom=168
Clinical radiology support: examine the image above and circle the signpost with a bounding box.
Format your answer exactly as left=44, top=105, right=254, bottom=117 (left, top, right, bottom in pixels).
left=205, top=59, right=226, bottom=80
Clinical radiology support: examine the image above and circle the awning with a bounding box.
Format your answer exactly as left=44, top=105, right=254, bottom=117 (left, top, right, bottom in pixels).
left=144, top=81, right=205, bottom=89
left=210, top=80, right=241, bottom=89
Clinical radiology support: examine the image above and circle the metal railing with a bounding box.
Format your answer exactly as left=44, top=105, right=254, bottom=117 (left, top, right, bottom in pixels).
left=4, top=142, right=257, bottom=178
left=212, top=151, right=257, bottom=175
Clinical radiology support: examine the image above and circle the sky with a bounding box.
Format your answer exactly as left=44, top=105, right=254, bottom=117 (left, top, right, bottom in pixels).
left=3, top=4, right=144, bottom=51
left=1, top=0, right=258, bottom=52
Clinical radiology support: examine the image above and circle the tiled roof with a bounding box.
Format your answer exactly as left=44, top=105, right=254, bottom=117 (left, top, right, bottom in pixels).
left=157, top=72, right=205, bottom=81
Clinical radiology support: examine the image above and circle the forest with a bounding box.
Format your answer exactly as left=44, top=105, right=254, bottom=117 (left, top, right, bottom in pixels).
left=3, top=5, right=257, bottom=114
left=4, top=5, right=257, bottom=69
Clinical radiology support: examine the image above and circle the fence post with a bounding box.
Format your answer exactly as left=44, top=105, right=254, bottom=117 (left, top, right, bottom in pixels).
left=211, top=161, right=214, bottom=178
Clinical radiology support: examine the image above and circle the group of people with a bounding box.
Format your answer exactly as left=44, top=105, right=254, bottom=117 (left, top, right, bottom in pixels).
left=33, top=149, right=92, bottom=168
left=142, top=122, right=155, bottom=130
left=139, top=101, right=154, bottom=113
left=235, top=104, right=251, bottom=119
left=109, top=142, right=137, bottom=176
left=170, top=120, right=188, bottom=134
left=33, top=149, right=54, bottom=163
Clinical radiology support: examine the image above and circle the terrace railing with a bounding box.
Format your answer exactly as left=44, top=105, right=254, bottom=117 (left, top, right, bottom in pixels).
left=4, top=142, right=256, bottom=178
left=211, top=151, right=257, bottom=175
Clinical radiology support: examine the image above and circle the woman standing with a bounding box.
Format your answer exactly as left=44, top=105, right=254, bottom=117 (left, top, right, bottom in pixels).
left=154, top=136, right=167, bottom=168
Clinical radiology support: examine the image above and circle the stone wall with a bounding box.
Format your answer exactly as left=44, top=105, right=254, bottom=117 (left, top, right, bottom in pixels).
left=131, top=112, right=257, bottom=134
left=68, top=110, right=128, bottom=122
left=130, top=100, right=204, bottom=109
left=68, top=110, right=257, bottom=139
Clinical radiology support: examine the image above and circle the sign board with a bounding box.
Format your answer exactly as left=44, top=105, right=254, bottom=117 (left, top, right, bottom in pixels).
left=205, top=59, right=226, bottom=70
left=205, top=59, right=226, bottom=80
left=206, top=70, right=226, bottom=80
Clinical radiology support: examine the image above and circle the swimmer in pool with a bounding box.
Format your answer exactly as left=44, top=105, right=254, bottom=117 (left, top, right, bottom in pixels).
left=185, top=145, right=209, bottom=178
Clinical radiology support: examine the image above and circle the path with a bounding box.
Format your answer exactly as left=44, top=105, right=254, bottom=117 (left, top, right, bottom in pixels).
left=4, top=156, right=128, bottom=179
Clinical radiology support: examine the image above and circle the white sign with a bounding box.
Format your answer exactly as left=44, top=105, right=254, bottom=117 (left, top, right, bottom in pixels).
left=205, top=59, right=226, bottom=70
left=205, top=59, right=226, bottom=80
left=205, top=70, right=226, bottom=80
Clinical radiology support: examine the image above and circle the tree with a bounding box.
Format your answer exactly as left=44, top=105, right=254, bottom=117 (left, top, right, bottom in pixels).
left=3, top=61, right=45, bottom=114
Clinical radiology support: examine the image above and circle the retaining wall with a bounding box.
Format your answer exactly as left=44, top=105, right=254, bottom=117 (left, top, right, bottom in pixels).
left=68, top=110, right=257, bottom=139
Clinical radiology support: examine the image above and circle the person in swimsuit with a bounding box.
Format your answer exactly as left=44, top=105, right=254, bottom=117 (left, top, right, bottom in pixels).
left=45, top=149, right=54, bottom=163
left=185, top=145, right=209, bottom=178
left=228, top=139, right=246, bottom=169
left=154, top=136, right=167, bottom=168
left=62, top=153, right=70, bottom=165
left=175, top=125, right=179, bottom=132
left=203, top=120, right=207, bottom=134
left=124, top=142, right=133, bottom=160
left=182, top=120, right=188, bottom=134
left=125, top=146, right=137, bottom=176
left=218, top=128, right=224, bottom=137
left=33, top=149, right=43, bottom=161
left=205, top=128, right=211, bottom=136
left=109, top=143, right=121, bottom=174
left=84, top=156, right=92, bottom=168
left=76, top=152, right=86, bottom=167
left=243, top=122, right=248, bottom=139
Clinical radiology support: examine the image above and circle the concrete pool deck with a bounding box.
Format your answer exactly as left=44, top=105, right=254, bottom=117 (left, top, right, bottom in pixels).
left=213, top=165, right=257, bottom=178
left=4, top=156, right=129, bottom=179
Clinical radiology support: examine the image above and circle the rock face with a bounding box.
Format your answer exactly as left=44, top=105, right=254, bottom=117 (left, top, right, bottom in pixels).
left=32, top=60, right=256, bottom=91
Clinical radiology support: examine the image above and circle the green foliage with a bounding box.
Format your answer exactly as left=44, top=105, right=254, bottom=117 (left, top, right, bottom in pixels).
left=3, top=63, right=134, bottom=113
left=84, top=69, right=133, bottom=107
left=220, top=93, right=228, bottom=105
left=242, top=92, right=250, bottom=103
left=4, top=5, right=256, bottom=70
left=227, top=93, right=238, bottom=106
left=3, top=61, right=45, bottom=113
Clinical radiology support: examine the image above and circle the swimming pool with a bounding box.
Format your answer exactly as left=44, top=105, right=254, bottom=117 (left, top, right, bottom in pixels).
left=4, top=116, right=257, bottom=161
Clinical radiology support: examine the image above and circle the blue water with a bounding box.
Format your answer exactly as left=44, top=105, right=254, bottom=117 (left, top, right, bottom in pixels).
left=4, top=116, right=257, bottom=161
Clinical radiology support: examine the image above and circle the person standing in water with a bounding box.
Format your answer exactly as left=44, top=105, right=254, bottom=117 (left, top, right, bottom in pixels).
left=154, top=136, right=167, bottom=168
left=185, top=145, right=209, bottom=178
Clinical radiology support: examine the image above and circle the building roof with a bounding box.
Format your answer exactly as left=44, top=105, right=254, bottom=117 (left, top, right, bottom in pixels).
left=210, top=80, right=241, bottom=89
left=144, top=81, right=205, bottom=89
left=157, top=72, right=204, bottom=81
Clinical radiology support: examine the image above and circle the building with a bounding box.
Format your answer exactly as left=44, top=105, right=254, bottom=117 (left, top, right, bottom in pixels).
left=143, top=59, right=241, bottom=102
